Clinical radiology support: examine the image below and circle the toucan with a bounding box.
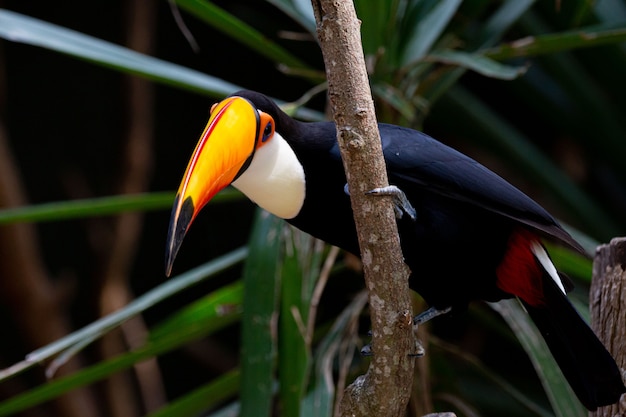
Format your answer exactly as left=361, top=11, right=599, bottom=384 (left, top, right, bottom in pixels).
left=165, top=90, right=625, bottom=410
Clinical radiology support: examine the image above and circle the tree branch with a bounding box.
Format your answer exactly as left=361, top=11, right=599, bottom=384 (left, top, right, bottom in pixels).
left=310, top=1, right=415, bottom=416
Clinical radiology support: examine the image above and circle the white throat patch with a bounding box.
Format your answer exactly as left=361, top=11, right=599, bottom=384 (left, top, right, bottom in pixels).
left=232, top=131, right=306, bottom=219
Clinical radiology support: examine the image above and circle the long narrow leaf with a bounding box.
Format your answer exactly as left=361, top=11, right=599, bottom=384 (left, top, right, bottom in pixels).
left=301, top=291, right=368, bottom=417
left=398, top=0, right=463, bottom=66
left=239, top=210, right=284, bottom=417
left=0, top=283, right=242, bottom=416
left=175, top=0, right=311, bottom=73
left=0, top=247, right=247, bottom=382
left=484, top=23, right=626, bottom=60
left=0, top=189, right=241, bottom=224
left=428, top=50, right=527, bottom=80
left=0, top=9, right=324, bottom=123
left=279, top=229, right=323, bottom=416
left=473, top=0, right=536, bottom=49
left=420, top=0, right=536, bottom=104
left=0, top=9, right=239, bottom=96
left=490, top=300, right=586, bottom=417
left=147, top=370, right=240, bottom=417
left=149, top=282, right=243, bottom=342
left=0, top=192, right=174, bottom=224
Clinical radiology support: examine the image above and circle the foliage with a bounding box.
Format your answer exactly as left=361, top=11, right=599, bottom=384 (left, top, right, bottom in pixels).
left=0, top=1, right=624, bottom=416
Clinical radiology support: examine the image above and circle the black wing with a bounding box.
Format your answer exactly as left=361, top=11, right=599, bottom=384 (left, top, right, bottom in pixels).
left=379, top=123, right=585, bottom=254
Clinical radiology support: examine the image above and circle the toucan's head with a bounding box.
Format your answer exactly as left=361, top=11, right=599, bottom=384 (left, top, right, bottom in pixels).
left=165, top=91, right=306, bottom=276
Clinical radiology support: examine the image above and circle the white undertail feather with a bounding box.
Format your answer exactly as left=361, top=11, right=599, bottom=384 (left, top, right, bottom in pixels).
left=531, top=241, right=566, bottom=294
left=232, top=131, right=305, bottom=219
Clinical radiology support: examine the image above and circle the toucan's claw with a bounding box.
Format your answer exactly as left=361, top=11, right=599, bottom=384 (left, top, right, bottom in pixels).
left=360, top=343, right=373, bottom=356
left=413, top=306, right=452, bottom=326
left=361, top=336, right=425, bottom=357
left=344, top=184, right=417, bottom=221
left=367, top=185, right=417, bottom=221
left=409, top=341, right=426, bottom=357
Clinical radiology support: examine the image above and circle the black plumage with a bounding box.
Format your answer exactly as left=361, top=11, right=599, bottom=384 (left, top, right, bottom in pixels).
left=167, top=90, right=625, bottom=410
left=230, top=91, right=625, bottom=410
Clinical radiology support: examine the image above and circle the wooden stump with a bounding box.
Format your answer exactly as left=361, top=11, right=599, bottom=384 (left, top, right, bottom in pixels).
left=590, top=237, right=626, bottom=416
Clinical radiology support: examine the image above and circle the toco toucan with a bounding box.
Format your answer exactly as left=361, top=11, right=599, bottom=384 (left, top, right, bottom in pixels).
left=165, top=90, right=625, bottom=410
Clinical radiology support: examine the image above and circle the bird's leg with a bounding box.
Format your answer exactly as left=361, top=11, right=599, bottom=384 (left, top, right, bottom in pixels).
left=360, top=331, right=425, bottom=357
left=366, top=185, right=417, bottom=221
left=413, top=306, right=452, bottom=325
left=360, top=333, right=373, bottom=356
left=362, top=307, right=451, bottom=356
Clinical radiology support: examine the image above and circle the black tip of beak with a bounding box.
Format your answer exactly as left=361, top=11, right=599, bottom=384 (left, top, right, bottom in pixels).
left=165, top=195, right=195, bottom=277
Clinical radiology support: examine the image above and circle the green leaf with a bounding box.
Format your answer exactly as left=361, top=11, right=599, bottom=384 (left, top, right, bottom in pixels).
left=149, top=281, right=243, bottom=342
left=0, top=9, right=326, bottom=123
left=355, top=0, right=400, bottom=56
left=429, top=50, right=528, bottom=80
left=0, top=283, right=243, bottom=416
left=239, top=210, right=284, bottom=417
left=414, top=0, right=536, bottom=105
left=490, top=300, right=587, bottom=417
left=0, top=192, right=172, bottom=224
left=147, top=371, right=240, bottom=417
left=398, top=0, right=463, bottom=66
left=483, top=23, right=626, bottom=60
left=175, top=0, right=311, bottom=73
left=301, top=291, right=368, bottom=417
left=473, top=0, right=536, bottom=49
left=0, top=189, right=242, bottom=224
left=372, top=83, right=418, bottom=122
left=0, top=248, right=247, bottom=382
left=0, top=9, right=240, bottom=97
left=278, top=229, right=323, bottom=416
left=203, top=401, right=240, bottom=417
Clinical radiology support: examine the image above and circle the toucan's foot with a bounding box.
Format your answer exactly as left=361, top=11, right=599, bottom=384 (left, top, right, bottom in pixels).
left=410, top=340, right=426, bottom=357
left=361, top=331, right=425, bottom=357
left=413, top=306, right=452, bottom=325
left=361, top=329, right=373, bottom=356
left=366, top=185, right=417, bottom=221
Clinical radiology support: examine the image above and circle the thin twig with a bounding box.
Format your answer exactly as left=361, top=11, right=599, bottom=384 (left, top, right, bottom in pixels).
left=306, top=245, right=340, bottom=344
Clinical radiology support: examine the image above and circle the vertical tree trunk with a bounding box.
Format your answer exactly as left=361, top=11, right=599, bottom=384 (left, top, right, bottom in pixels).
left=590, top=237, right=626, bottom=417
left=310, top=1, right=415, bottom=416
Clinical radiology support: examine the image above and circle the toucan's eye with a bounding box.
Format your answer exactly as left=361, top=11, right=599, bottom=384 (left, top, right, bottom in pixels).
left=262, top=122, right=273, bottom=142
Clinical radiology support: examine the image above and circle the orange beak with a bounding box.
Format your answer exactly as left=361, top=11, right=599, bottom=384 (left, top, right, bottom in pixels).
left=165, top=96, right=261, bottom=276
